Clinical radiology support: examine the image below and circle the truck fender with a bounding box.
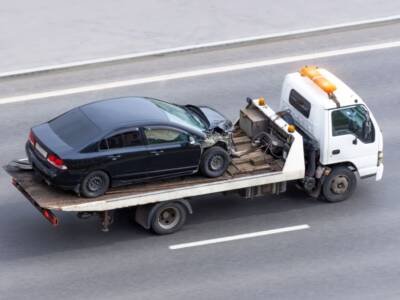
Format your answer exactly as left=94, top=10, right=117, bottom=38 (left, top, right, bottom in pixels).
left=135, top=199, right=193, bottom=230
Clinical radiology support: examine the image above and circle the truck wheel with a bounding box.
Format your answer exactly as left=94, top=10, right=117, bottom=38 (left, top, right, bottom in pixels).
left=200, top=146, right=230, bottom=177
left=151, top=202, right=187, bottom=235
left=322, top=166, right=357, bottom=202
left=81, top=170, right=110, bottom=198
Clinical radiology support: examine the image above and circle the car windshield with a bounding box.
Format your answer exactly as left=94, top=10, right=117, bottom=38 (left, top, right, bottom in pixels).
left=150, top=99, right=206, bottom=131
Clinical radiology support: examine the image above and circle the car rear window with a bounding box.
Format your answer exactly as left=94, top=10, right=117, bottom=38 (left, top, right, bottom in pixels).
left=49, top=108, right=100, bottom=147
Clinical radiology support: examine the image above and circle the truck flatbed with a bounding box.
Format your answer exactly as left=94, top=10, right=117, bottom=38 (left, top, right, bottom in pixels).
left=5, top=130, right=287, bottom=211
left=4, top=100, right=305, bottom=231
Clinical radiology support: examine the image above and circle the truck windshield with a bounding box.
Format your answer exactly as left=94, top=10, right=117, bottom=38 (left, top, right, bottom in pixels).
left=331, top=105, right=374, bottom=143
left=150, top=99, right=206, bottom=131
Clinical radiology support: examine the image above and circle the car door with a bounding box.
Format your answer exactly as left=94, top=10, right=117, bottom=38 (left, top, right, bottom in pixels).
left=327, top=105, right=378, bottom=177
left=143, top=126, right=201, bottom=178
left=99, top=128, right=149, bottom=181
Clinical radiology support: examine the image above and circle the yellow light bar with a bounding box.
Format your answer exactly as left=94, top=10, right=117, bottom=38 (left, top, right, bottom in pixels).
left=299, top=66, right=337, bottom=95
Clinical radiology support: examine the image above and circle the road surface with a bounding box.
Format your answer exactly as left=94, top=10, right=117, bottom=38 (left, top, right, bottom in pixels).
left=1, top=0, right=400, bottom=72
left=0, top=22, right=399, bottom=300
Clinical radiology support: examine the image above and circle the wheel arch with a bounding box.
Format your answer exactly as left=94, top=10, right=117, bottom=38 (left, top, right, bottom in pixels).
left=204, top=141, right=228, bottom=151
left=325, top=161, right=359, bottom=178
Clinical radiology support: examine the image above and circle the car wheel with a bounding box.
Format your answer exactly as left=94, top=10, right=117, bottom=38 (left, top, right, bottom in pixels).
left=200, top=146, right=230, bottom=178
left=81, top=170, right=110, bottom=198
left=151, top=202, right=187, bottom=235
left=322, top=166, right=357, bottom=202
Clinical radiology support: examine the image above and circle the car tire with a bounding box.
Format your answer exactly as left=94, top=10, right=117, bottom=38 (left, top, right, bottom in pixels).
left=322, top=166, right=357, bottom=202
left=80, top=170, right=110, bottom=198
left=200, top=146, right=230, bottom=178
left=151, top=202, right=187, bottom=235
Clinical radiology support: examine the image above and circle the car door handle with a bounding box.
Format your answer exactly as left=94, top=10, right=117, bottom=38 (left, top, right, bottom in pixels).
left=108, top=154, right=122, bottom=160
left=332, top=149, right=340, bottom=155
left=150, top=150, right=164, bottom=156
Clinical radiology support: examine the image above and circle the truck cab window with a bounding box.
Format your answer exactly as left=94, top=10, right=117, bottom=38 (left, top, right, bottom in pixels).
left=289, top=89, right=311, bottom=118
left=331, top=105, right=374, bottom=143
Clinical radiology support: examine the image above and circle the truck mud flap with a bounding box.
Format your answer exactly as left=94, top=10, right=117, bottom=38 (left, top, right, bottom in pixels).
left=12, top=177, right=59, bottom=226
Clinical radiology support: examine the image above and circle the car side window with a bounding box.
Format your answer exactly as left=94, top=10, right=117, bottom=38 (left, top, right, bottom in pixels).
left=99, top=139, right=109, bottom=150
left=99, top=130, right=142, bottom=150
left=144, top=128, right=188, bottom=144
left=331, top=105, right=375, bottom=143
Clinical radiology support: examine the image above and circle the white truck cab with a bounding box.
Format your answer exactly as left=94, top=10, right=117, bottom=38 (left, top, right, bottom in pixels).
left=280, top=66, right=383, bottom=201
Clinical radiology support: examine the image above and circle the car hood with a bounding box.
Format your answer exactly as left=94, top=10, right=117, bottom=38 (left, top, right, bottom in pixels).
left=186, top=105, right=233, bottom=133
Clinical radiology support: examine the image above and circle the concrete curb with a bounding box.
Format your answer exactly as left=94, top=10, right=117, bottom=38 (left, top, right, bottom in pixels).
left=1, top=14, right=400, bottom=79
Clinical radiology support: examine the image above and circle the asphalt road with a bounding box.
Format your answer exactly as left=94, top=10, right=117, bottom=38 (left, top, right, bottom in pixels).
left=1, top=25, right=400, bottom=299
left=2, top=0, right=400, bottom=72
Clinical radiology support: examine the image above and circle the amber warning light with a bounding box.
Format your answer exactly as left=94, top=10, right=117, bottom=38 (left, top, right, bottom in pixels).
left=300, top=66, right=337, bottom=95
left=258, top=97, right=266, bottom=106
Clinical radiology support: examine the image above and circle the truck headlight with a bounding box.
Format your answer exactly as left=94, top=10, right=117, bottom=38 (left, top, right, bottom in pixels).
left=377, top=151, right=383, bottom=166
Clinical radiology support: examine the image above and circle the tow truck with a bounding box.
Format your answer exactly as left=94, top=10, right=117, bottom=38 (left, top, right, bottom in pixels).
left=4, top=66, right=384, bottom=233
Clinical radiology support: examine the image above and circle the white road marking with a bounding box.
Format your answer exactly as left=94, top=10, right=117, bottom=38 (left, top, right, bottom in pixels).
left=169, top=224, right=310, bottom=250
left=1, top=14, right=399, bottom=78
left=1, top=41, right=400, bottom=105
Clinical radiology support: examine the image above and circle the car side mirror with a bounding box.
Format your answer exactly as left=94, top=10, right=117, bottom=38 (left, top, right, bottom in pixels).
left=189, top=136, right=196, bottom=145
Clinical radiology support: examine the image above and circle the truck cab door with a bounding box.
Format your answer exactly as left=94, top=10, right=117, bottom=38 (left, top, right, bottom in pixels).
left=327, top=105, right=379, bottom=177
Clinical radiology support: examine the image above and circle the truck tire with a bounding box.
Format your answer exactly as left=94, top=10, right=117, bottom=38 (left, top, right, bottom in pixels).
left=151, top=202, right=187, bottom=235
left=322, top=166, right=357, bottom=202
left=80, top=170, right=110, bottom=198
left=200, top=146, right=230, bottom=178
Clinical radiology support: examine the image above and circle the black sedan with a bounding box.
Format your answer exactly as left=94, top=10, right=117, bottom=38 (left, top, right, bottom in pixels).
left=26, top=97, right=233, bottom=197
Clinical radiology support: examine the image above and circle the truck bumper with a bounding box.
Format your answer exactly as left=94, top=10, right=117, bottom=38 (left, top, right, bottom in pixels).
left=376, top=164, right=384, bottom=181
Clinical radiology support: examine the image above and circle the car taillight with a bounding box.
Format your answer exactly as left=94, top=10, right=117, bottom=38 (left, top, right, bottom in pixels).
left=47, top=153, right=67, bottom=170
left=28, top=130, right=36, bottom=146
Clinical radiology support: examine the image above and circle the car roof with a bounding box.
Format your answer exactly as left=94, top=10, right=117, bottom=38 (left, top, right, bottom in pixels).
left=80, top=97, right=169, bottom=131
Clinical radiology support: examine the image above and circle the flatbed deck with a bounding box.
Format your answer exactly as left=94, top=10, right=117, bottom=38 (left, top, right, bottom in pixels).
left=4, top=149, right=284, bottom=211
left=5, top=100, right=305, bottom=214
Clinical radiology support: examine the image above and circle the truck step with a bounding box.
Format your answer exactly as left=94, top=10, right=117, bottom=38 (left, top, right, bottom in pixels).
left=232, top=149, right=261, bottom=164
left=232, top=136, right=251, bottom=145
left=232, top=128, right=247, bottom=138
left=234, top=162, right=271, bottom=173
left=250, top=156, right=266, bottom=166
left=227, top=164, right=241, bottom=176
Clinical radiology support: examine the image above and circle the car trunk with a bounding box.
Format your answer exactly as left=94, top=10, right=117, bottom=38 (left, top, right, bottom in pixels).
left=31, top=123, right=73, bottom=158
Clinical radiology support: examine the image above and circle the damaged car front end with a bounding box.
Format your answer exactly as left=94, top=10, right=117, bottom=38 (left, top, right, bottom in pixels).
left=185, top=104, right=233, bottom=153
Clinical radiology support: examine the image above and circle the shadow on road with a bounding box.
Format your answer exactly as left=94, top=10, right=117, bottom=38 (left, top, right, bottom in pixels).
left=0, top=184, right=322, bottom=262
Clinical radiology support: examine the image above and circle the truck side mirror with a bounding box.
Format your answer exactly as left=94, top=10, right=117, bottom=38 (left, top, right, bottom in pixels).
left=362, top=119, right=373, bottom=141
